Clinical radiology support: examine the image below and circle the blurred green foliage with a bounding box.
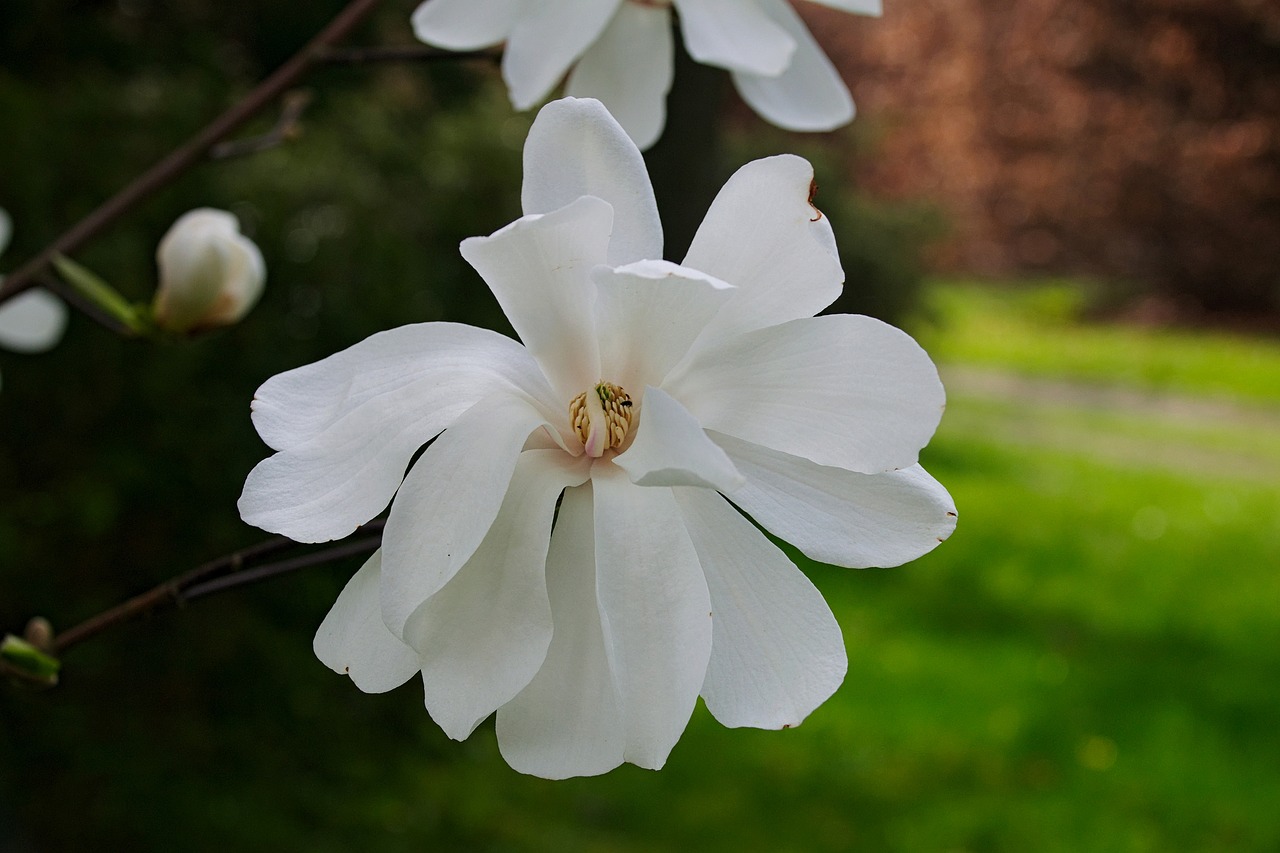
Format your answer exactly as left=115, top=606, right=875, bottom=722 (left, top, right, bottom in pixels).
left=8, top=2, right=1272, bottom=852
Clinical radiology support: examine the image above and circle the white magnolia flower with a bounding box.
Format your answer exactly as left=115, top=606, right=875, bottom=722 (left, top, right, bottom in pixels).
left=0, top=208, right=69, bottom=390
left=153, top=208, right=265, bottom=334
left=412, top=0, right=880, bottom=148
left=239, top=98, right=954, bottom=779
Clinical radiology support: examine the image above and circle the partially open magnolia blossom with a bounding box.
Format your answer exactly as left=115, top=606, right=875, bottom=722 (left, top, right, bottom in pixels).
left=238, top=98, right=954, bottom=779
left=0, top=208, right=69, bottom=391
left=412, top=0, right=881, bottom=148
left=152, top=208, right=265, bottom=334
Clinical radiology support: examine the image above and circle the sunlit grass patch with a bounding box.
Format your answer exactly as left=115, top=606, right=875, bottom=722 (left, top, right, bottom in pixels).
left=915, top=279, right=1280, bottom=406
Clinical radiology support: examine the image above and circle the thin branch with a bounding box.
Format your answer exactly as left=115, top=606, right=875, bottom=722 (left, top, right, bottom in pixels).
left=0, top=0, right=383, bottom=305
left=49, top=521, right=383, bottom=655
left=318, top=44, right=500, bottom=65
left=210, top=89, right=315, bottom=161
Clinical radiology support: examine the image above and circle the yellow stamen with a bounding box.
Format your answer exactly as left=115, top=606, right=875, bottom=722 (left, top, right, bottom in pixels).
left=569, top=382, right=634, bottom=458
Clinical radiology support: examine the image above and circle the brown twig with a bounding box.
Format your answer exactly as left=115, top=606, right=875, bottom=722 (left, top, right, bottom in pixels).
left=50, top=521, right=383, bottom=655
left=0, top=0, right=383, bottom=306
left=210, top=90, right=315, bottom=160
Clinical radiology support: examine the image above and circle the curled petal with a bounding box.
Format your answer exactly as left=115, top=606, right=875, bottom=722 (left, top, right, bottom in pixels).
left=240, top=324, right=560, bottom=543
left=674, top=0, right=796, bottom=76
left=410, top=0, right=521, bottom=49
left=380, top=392, right=557, bottom=638
left=404, top=450, right=591, bottom=741
left=565, top=3, right=675, bottom=151
left=521, top=97, right=663, bottom=265
left=675, top=488, right=846, bottom=729
left=497, top=483, right=627, bottom=778
left=461, top=196, right=611, bottom=400
left=715, top=431, right=958, bottom=568
left=614, top=386, right=743, bottom=492
left=592, top=464, right=712, bottom=769
left=683, top=155, right=843, bottom=347
left=313, top=550, right=420, bottom=694
left=668, top=314, right=945, bottom=474
left=731, top=0, right=855, bottom=132
left=502, top=0, right=624, bottom=110
left=592, top=259, right=734, bottom=392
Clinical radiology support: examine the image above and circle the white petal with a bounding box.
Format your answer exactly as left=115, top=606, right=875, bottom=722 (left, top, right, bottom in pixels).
left=403, top=450, right=591, bottom=740
left=613, top=386, right=743, bottom=491
left=668, top=314, right=945, bottom=474
left=460, top=196, right=610, bottom=401
left=682, top=154, right=843, bottom=346
left=592, top=259, right=734, bottom=392
left=0, top=289, right=68, bottom=354
left=497, top=483, right=627, bottom=778
left=521, top=98, right=663, bottom=266
left=731, top=0, right=855, bottom=132
left=806, top=0, right=882, bottom=15
left=313, top=550, right=420, bottom=694
left=380, top=392, right=555, bottom=637
left=565, top=3, right=674, bottom=151
left=250, top=322, right=554, bottom=451
left=673, top=0, right=795, bottom=76
left=715, top=431, right=957, bottom=568
left=675, top=488, right=846, bottom=729
left=502, top=0, right=624, bottom=110
left=592, top=463, right=712, bottom=769
left=240, top=324, right=561, bottom=543
left=410, top=0, right=520, bottom=49
left=199, top=232, right=265, bottom=328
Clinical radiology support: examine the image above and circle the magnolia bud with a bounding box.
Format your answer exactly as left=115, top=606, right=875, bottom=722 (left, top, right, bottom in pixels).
left=153, top=208, right=265, bottom=334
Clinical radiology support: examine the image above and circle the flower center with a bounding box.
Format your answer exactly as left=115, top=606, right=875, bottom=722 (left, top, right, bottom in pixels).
left=570, top=382, right=633, bottom=458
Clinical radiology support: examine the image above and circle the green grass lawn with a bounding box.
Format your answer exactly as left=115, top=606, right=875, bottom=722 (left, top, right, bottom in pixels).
left=345, top=281, right=1279, bottom=852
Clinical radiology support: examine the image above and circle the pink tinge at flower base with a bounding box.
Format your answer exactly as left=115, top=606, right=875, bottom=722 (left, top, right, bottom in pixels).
left=237, top=97, right=955, bottom=779
left=410, top=0, right=882, bottom=149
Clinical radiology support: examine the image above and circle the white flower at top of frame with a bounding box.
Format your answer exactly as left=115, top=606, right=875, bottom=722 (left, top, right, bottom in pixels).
left=237, top=97, right=954, bottom=779
left=0, top=209, right=69, bottom=389
left=152, top=208, right=265, bottom=334
left=411, top=0, right=881, bottom=149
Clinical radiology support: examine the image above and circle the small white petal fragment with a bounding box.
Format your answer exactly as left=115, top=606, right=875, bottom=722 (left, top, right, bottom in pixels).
left=410, top=0, right=520, bottom=49
left=461, top=196, right=611, bottom=400
left=502, top=0, right=624, bottom=110
left=521, top=97, right=663, bottom=265
left=673, top=0, right=796, bottom=76
left=592, top=464, right=712, bottom=770
left=593, top=259, right=735, bottom=393
left=380, top=393, right=555, bottom=637
left=683, top=155, right=843, bottom=347
left=153, top=208, right=265, bottom=333
left=614, top=386, right=743, bottom=492
left=807, top=0, right=882, bottom=15
left=670, top=314, right=945, bottom=474
left=405, top=450, right=591, bottom=741
left=566, top=3, right=675, bottom=151
left=676, top=488, right=846, bottom=729
left=313, top=550, right=420, bottom=694
left=731, top=0, right=856, bottom=132
left=0, top=290, right=68, bottom=354
left=714, top=431, right=958, bottom=568
left=498, top=483, right=627, bottom=779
